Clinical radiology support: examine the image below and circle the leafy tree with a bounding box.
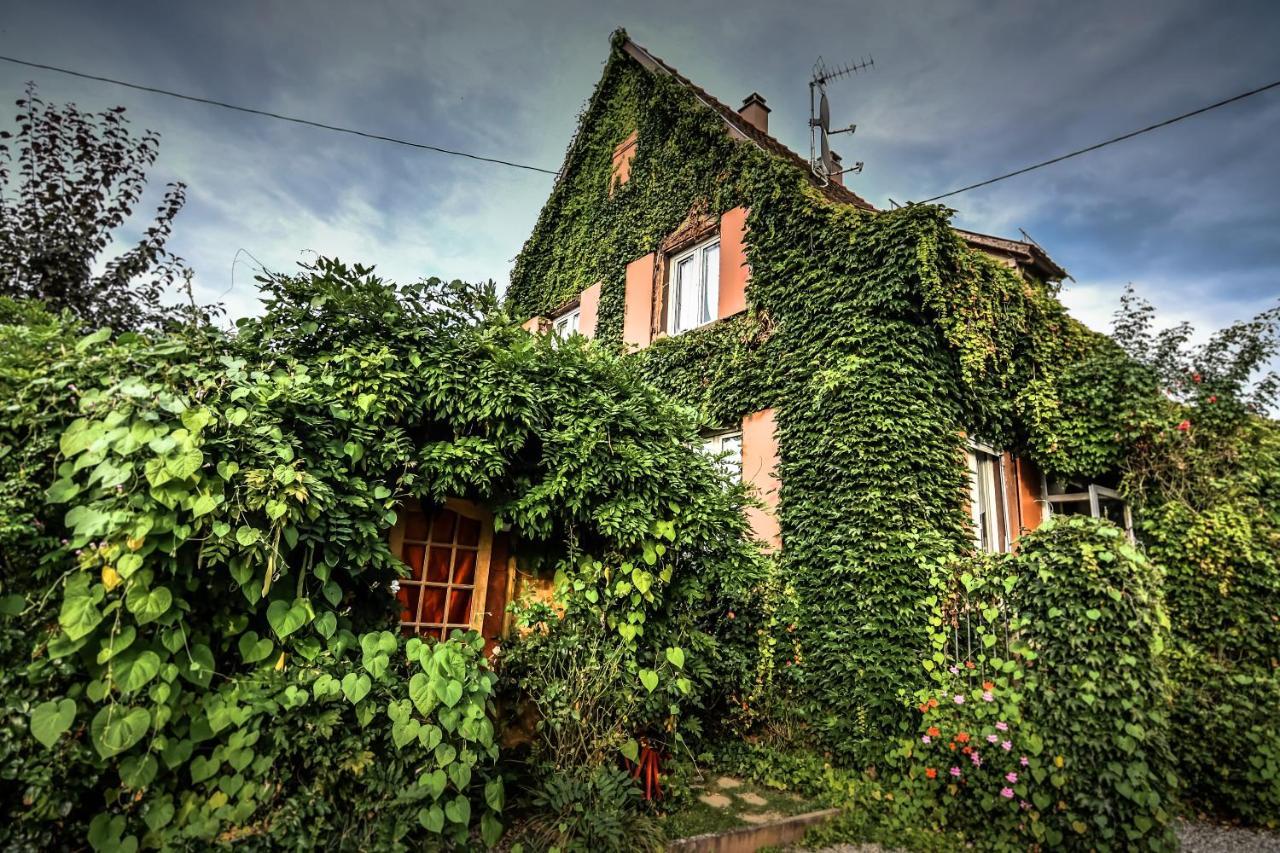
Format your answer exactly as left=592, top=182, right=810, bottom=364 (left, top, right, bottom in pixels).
left=0, top=84, right=190, bottom=329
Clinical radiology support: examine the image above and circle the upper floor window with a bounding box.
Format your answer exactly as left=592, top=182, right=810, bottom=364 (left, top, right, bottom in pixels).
left=1043, top=476, right=1134, bottom=542
left=701, top=429, right=742, bottom=481
left=668, top=237, right=719, bottom=336
left=967, top=444, right=1010, bottom=553
left=553, top=306, right=581, bottom=338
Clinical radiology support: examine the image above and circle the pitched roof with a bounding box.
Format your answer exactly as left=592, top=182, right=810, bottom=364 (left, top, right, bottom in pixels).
left=619, top=38, right=876, bottom=210
left=617, top=35, right=1066, bottom=281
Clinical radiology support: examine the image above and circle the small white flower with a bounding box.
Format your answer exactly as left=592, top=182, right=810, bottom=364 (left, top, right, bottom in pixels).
left=389, top=580, right=400, bottom=594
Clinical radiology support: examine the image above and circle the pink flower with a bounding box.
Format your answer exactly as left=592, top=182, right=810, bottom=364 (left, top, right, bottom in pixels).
left=986, top=734, right=999, bottom=744
left=1001, top=787, right=1014, bottom=799
left=1001, top=740, right=1012, bottom=751
left=954, top=694, right=965, bottom=704
left=1005, top=772, right=1018, bottom=783
left=1019, top=756, right=1029, bottom=766
left=970, top=752, right=982, bottom=767
left=982, top=691, right=994, bottom=702
left=1020, top=800, right=1031, bottom=811
left=950, top=766, right=962, bottom=777
left=949, top=666, right=959, bottom=675
left=921, top=735, right=932, bottom=744
left=995, top=721, right=1008, bottom=731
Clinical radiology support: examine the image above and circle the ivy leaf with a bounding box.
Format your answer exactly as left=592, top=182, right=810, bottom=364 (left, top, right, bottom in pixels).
left=639, top=669, right=659, bottom=693
left=620, top=739, right=639, bottom=763
left=420, top=768, right=447, bottom=799
left=312, top=611, right=337, bottom=639
left=481, top=812, right=503, bottom=847
left=191, top=494, right=217, bottom=518
left=90, top=705, right=151, bottom=758
left=46, top=478, right=81, bottom=504
left=235, top=526, right=261, bottom=547
left=409, top=673, right=437, bottom=716
left=30, top=698, right=76, bottom=748
left=664, top=646, right=685, bottom=669
left=435, top=678, right=464, bottom=708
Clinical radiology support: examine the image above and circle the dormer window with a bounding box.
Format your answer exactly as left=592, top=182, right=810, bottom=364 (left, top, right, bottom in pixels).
left=553, top=306, right=581, bottom=338
left=667, top=237, right=720, bottom=336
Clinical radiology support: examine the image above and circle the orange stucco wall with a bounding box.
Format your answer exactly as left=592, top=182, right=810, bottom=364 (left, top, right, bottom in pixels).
left=742, top=408, right=781, bottom=549
left=521, top=316, right=546, bottom=334
left=623, top=253, right=655, bottom=350
left=611, top=131, right=638, bottom=191
left=717, top=207, right=749, bottom=320
left=579, top=281, right=601, bottom=339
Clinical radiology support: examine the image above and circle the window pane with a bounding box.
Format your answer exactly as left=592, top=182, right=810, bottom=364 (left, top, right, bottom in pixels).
left=431, top=509, right=458, bottom=543
left=446, top=589, right=473, bottom=626
left=403, top=544, right=426, bottom=577
left=720, top=433, right=742, bottom=481
left=452, top=549, right=477, bottom=585
left=420, top=587, right=446, bottom=624
left=404, top=510, right=429, bottom=541
left=701, top=242, right=719, bottom=326
left=425, top=546, right=452, bottom=583
left=674, top=256, right=695, bottom=333
left=397, top=583, right=420, bottom=623
left=456, top=515, right=481, bottom=547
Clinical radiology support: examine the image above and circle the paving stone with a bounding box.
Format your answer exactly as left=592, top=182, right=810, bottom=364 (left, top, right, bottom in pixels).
left=698, top=792, right=733, bottom=809
left=715, top=776, right=743, bottom=789
left=741, top=810, right=784, bottom=825
left=736, top=791, right=768, bottom=806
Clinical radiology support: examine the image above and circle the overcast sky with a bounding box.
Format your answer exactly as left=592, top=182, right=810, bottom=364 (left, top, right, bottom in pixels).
left=2, top=0, right=1278, bottom=341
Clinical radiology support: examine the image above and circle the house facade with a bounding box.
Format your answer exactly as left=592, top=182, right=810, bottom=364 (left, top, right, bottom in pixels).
left=506, top=34, right=1117, bottom=561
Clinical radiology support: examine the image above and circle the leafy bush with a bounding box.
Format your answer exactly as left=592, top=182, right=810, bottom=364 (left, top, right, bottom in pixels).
left=1011, top=516, right=1178, bottom=850
left=0, top=259, right=761, bottom=849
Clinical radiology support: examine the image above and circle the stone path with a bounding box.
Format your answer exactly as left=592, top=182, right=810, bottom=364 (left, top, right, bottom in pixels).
left=693, top=775, right=796, bottom=826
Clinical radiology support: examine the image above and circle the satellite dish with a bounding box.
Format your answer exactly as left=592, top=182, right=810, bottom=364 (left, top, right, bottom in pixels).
left=819, top=91, right=830, bottom=133
left=819, top=131, right=831, bottom=177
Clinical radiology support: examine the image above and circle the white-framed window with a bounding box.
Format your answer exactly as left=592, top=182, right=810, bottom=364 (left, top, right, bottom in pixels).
left=667, top=237, right=720, bottom=335
left=1042, top=477, right=1135, bottom=543
left=553, top=307, right=581, bottom=338
left=700, top=429, right=742, bottom=481
left=967, top=443, right=1010, bottom=553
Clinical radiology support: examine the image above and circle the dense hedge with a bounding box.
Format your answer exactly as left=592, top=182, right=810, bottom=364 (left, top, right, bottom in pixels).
left=0, top=263, right=762, bottom=850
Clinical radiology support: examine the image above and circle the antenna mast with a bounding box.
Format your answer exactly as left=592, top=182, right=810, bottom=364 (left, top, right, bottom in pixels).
left=809, top=55, right=874, bottom=186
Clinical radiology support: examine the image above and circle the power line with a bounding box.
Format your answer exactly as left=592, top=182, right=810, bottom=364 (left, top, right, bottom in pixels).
left=0, top=54, right=560, bottom=176
left=919, top=77, right=1280, bottom=203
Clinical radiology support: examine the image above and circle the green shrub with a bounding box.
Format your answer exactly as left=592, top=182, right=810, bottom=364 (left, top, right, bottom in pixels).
left=516, top=765, right=664, bottom=853
left=1011, top=516, right=1178, bottom=850
left=0, top=259, right=761, bottom=850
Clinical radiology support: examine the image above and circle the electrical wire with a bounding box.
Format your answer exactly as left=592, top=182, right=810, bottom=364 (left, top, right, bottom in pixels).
left=919, top=77, right=1280, bottom=203
left=0, top=54, right=560, bottom=176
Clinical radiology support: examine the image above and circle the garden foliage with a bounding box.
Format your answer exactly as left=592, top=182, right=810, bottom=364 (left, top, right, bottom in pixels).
left=505, top=28, right=1279, bottom=840
left=0, top=259, right=762, bottom=850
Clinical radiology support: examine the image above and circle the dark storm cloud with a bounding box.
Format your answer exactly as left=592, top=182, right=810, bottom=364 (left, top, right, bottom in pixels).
left=1, top=0, right=1276, bottom=337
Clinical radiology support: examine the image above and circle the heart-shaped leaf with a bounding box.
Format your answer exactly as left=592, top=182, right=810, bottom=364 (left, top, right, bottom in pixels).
left=409, top=673, right=437, bottom=716
left=313, top=611, right=337, bottom=639
left=444, top=795, right=471, bottom=825
left=435, top=678, right=463, bottom=708
left=238, top=630, right=274, bottom=663
left=115, top=650, right=162, bottom=694
left=420, top=768, right=448, bottom=799
left=485, top=777, right=505, bottom=812
left=639, top=669, right=659, bottom=693
left=664, top=647, right=685, bottom=669
left=127, top=586, right=173, bottom=625
left=90, top=705, right=151, bottom=758
left=30, top=698, right=76, bottom=748
left=434, top=742, right=457, bottom=768
left=341, top=672, right=371, bottom=704
left=266, top=599, right=309, bottom=639
left=448, top=762, right=472, bottom=791
left=190, top=754, right=219, bottom=783
left=418, top=805, right=444, bottom=834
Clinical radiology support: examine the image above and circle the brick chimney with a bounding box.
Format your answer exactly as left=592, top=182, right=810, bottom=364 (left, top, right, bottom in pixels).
left=738, top=92, right=770, bottom=134
left=828, top=151, right=844, bottom=186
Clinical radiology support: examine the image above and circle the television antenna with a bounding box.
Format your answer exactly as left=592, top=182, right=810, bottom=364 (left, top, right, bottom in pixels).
left=809, top=55, right=873, bottom=186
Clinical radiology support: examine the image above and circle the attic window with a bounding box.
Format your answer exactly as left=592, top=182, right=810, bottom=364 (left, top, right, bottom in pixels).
left=667, top=236, right=720, bottom=336
left=610, top=131, right=639, bottom=191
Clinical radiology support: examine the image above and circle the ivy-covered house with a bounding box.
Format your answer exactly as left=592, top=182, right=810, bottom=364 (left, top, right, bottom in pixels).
left=503, top=31, right=1146, bottom=743
left=507, top=33, right=1127, bottom=556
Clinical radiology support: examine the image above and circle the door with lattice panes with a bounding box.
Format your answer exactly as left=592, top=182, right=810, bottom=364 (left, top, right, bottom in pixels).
left=389, top=500, right=493, bottom=639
